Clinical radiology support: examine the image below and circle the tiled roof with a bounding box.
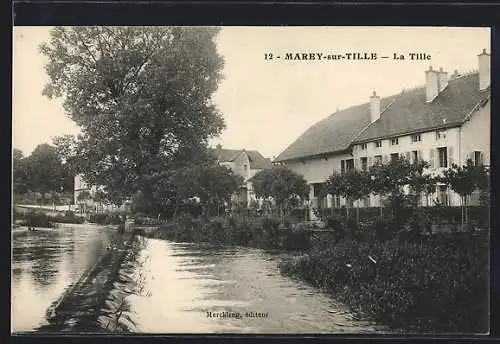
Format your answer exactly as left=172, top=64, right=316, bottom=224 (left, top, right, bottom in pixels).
left=353, top=72, right=490, bottom=143
left=212, top=148, right=242, bottom=162
left=246, top=150, right=274, bottom=170
left=275, top=72, right=489, bottom=162
left=274, top=95, right=399, bottom=162
left=210, top=148, right=273, bottom=170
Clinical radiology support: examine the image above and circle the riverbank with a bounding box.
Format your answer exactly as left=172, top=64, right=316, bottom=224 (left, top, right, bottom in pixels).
left=136, top=215, right=489, bottom=334
left=279, top=231, right=490, bottom=334
left=37, top=231, right=137, bottom=332
left=136, top=215, right=311, bottom=251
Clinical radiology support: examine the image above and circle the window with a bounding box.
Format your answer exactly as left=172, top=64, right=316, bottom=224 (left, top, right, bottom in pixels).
left=390, top=153, right=399, bottom=163
left=361, top=157, right=368, bottom=171
left=438, top=185, right=449, bottom=206
left=332, top=196, right=341, bottom=208
left=341, top=160, right=345, bottom=174
left=360, top=143, right=368, bottom=150
left=346, top=159, right=354, bottom=171
left=438, top=147, right=448, bottom=168
left=435, top=130, right=446, bottom=140
left=390, top=138, right=399, bottom=146
left=374, top=155, right=382, bottom=164
left=243, top=164, right=248, bottom=171
left=375, top=140, right=382, bottom=148
left=412, top=134, right=421, bottom=143
left=474, top=151, right=484, bottom=166
left=363, top=197, right=371, bottom=208
left=412, top=150, right=419, bottom=163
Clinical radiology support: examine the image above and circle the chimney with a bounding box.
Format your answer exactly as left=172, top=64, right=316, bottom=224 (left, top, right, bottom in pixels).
left=437, top=67, right=448, bottom=92
left=425, top=66, right=439, bottom=102
left=478, top=48, right=490, bottom=90
left=370, top=91, right=381, bottom=123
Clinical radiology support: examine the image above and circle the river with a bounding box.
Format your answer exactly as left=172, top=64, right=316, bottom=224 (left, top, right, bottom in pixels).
left=122, top=238, right=386, bottom=334
left=11, top=226, right=387, bottom=334
left=11, top=224, right=118, bottom=333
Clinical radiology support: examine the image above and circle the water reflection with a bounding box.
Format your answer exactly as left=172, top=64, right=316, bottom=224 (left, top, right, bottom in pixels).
left=126, top=239, right=388, bottom=334
left=11, top=225, right=118, bottom=333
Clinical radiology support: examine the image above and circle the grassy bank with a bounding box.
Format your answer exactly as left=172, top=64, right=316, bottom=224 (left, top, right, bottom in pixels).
left=138, top=215, right=311, bottom=251
left=278, top=232, right=489, bottom=333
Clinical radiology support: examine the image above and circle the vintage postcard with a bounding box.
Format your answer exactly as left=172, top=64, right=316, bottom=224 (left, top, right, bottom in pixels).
left=12, top=26, right=490, bottom=335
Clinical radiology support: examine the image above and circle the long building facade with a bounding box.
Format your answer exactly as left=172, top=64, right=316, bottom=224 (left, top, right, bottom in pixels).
left=275, top=50, right=490, bottom=220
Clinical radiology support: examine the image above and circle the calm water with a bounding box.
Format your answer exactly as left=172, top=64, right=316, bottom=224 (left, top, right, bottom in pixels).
left=11, top=224, right=118, bottom=332
left=11, top=226, right=387, bottom=334
left=124, top=238, right=387, bottom=334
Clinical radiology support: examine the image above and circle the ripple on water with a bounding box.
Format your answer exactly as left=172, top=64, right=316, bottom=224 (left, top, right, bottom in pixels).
left=118, top=238, right=389, bottom=334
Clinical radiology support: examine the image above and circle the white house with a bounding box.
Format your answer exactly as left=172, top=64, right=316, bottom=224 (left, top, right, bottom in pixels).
left=211, top=144, right=274, bottom=207
left=275, top=49, right=490, bottom=220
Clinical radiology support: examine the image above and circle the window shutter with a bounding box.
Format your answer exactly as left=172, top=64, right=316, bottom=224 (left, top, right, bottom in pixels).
left=429, top=149, right=435, bottom=168
left=418, top=150, right=423, bottom=162
left=405, top=151, right=411, bottom=162
left=368, top=157, right=373, bottom=167
left=354, top=158, right=359, bottom=170
left=383, top=155, right=389, bottom=164
left=480, top=152, right=485, bottom=166
left=448, top=147, right=454, bottom=167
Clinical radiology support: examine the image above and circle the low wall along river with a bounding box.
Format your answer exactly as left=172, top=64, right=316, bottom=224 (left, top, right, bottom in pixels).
left=11, top=224, right=388, bottom=334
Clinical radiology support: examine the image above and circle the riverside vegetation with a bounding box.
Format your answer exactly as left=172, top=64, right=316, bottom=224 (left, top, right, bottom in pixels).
left=137, top=205, right=489, bottom=334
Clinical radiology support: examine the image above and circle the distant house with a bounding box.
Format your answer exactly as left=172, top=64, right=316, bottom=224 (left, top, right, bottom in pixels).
left=73, top=174, right=123, bottom=213
left=210, top=144, right=274, bottom=207
left=275, top=49, right=490, bottom=220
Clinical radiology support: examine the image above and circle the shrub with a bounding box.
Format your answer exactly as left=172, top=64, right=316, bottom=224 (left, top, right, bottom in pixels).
left=24, top=212, right=54, bottom=228
left=279, top=235, right=489, bottom=333
left=89, top=213, right=123, bottom=225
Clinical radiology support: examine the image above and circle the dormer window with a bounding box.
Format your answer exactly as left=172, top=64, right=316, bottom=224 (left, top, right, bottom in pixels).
left=390, top=138, right=399, bottom=146
left=411, top=134, right=422, bottom=143
left=374, top=140, right=382, bottom=148
left=360, top=143, right=367, bottom=150
left=435, top=130, right=446, bottom=140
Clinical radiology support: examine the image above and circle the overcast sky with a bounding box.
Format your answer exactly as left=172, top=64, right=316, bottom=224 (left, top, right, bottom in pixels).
left=13, top=26, right=490, bottom=159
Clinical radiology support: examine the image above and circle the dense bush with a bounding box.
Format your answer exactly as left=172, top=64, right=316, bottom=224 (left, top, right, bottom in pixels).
left=51, top=211, right=85, bottom=224
left=147, top=215, right=310, bottom=251
left=279, top=232, right=489, bottom=333
left=15, top=210, right=85, bottom=227
left=323, top=205, right=488, bottom=227
left=89, top=213, right=123, bottom=225
left=24, top=212, right=55, bottom=228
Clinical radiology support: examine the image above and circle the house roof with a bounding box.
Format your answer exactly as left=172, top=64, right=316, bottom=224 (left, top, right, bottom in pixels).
left=210, top=148, right=273, bottom=170
left=353, top=72, right=490, bottom=143
left=274, top=95, right=400, bottom=162
left=275, top=71, right=489, bottom=162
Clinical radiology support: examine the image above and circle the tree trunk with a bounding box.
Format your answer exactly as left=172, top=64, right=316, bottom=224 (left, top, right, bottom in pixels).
left=173, top=198, right=180, bottom=219
left=465, top=195, right=469, bottom=225
left=356, top=201, right=360, bottom=224
left=461, top=195, right=465, bottom=228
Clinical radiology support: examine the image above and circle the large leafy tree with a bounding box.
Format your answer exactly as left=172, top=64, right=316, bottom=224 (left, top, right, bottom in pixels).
left=41, top=27, right=226, bottom=206
left=24, top=143, right=65, bottom=202
left=13, top=148, right=29, bottom=194
left=251, top=166, right=309, bottom=221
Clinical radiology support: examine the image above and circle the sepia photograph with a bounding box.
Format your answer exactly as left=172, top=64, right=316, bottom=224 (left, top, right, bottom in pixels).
left=12, top=26, right=490, bottom=335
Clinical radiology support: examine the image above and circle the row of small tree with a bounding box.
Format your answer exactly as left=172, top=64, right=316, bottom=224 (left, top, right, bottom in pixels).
left=321, top=157, right=489, bottom=226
